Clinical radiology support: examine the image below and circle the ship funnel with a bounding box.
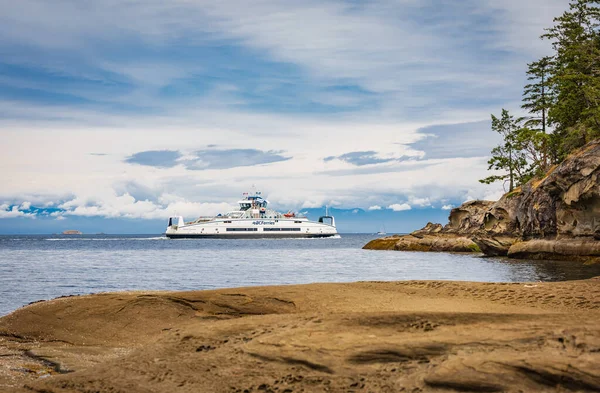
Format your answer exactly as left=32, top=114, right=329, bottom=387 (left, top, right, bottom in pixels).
left=167, top=216, right=184, bottom=229
left=318, top=215, right=335, bottom=227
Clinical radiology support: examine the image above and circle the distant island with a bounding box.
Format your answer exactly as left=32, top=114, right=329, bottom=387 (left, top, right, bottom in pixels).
left=62, top=230, right=82, bottom=235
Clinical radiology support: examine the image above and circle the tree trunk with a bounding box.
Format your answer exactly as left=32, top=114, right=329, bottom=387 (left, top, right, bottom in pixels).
left=509, top=149, right=514, bottom=192
left=541, top=73, right=548, bottom=172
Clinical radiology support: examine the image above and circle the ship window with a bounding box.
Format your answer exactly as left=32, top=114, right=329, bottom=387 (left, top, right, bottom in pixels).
left=226, top=228, right=257, bottom=231
left=223, top=221, right=232, bottom=223
left=294, top=221, right=302, bottom=223
left=263, top=228, right=280, bottom=231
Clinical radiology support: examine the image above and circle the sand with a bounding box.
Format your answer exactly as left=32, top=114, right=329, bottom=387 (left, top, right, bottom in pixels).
left=1, top=278, right=600, bottom=392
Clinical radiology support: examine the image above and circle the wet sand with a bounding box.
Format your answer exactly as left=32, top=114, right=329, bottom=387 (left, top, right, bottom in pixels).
left=1, top=278, right=599, bottom=392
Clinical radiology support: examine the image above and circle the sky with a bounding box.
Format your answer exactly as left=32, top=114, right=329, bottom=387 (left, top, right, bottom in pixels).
left=0, top=0, right=567, bottom=234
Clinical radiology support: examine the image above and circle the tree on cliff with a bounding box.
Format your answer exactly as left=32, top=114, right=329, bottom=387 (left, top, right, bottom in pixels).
left=483, top=0, right=600, bottom=189
left=542, top=0, right=600, bottom=158
left=479, top=109, right=529, bottom=192
left=521, top=56, right=554, bottom=170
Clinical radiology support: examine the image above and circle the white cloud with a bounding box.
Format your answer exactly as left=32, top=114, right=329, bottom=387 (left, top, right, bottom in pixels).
left=388, top=203, right=412, bottom=212
left=409, top=197, right=431, bottom=207
left=2, top=0, right=553, bottom=218
left=0, top=123, right=503, bottom=219
left=52, top=192, right=236, bottom=220
left=0, top=205, right=36, bottom=219
left=0, top=0, right=567, bottom=123
left=441, top=204, right=453, bottom=210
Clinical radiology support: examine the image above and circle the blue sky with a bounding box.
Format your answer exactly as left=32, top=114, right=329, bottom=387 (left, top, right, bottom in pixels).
left=0, top=0, right=567, bottom=233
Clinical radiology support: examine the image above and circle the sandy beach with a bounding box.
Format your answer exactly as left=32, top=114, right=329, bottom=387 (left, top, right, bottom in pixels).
left=1, top=278, right=599, bottom=392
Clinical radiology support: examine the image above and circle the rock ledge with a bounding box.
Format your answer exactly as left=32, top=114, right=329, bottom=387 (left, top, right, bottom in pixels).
left=365, top=140, right=600, bottom=261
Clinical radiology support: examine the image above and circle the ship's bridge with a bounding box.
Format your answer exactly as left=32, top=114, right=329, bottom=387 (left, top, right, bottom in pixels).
left=237, top=193, right=268, bottom=211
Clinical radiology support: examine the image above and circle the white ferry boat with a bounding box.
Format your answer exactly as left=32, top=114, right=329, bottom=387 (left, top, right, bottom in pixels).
left=165, top=192, right=337, bottom=239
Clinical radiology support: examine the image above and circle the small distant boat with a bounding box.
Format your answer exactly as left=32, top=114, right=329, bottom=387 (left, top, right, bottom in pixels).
left=376, top=224, right=386, bottom=235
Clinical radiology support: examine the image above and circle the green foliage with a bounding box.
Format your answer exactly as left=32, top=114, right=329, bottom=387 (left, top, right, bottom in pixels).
left=542, top=0, right=600, bottom=157
left=521, top=57, right=555, bottom=169
left=467, top=243, right=482, bottom=253
left=514, top=126, right=551, bottom=179
left=522, top=56, right=555, bottom=134
left=479, top=109, right=530, bottom=191
left=483, top=0, right=600, bottom=189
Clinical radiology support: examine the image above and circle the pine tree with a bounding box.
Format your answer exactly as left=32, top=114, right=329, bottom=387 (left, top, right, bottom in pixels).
left=542, top=0, right=600, bottom=157
left=479, top=110, right=529, bottom=192
left=522, top=56, right=554, bottom=135
left=521, top=56, right=555, bottom=169
left=482, top=0, right=600, bottom=191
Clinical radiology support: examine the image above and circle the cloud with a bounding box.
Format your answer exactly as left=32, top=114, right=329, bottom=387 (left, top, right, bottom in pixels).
left=0, top=204, right=36, bottom=219
left=184, top=148, right=291, bottom=170
left=125, top=150, right=182, bottom=168
left=441, top=204, right=453, bottom=210
left=409, top=197, right=431, bottom=207
left=124, top=148, right=291, bottom=170
left=388, top=203, right=412, bottom=212
left=324, top=151, right=397, bottom=166
left=2, top=0, right=567, bottom=221
left=409, top=120, right=502, bottom=159
left=51, top=193, right=236, bottom=220
left=368, top=205, right=382, bottom=210
left=0, top=0, right=567, bottom=125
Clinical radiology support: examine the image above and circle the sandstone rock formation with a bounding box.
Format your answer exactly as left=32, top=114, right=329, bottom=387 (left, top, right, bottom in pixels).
left=475, top=139, right=600, bottom=260
left=365, top=140, right=600, bottom=261
left=363, top=201, right=493, bottom=252
left=2, top=280, right=600, bottom=392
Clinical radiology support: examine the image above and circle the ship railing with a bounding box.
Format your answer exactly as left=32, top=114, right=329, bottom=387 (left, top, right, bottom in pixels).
left=186, top=216, right=217, bottom=224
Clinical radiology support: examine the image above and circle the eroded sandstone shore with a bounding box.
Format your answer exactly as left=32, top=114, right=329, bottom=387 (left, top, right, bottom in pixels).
left=1, top=279, right=600, bottom=392
left=365, top=140, right=600, bottom=262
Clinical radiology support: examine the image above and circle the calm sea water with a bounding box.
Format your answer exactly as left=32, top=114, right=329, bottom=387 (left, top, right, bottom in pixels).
left=1, top=234, right=600, bottom=316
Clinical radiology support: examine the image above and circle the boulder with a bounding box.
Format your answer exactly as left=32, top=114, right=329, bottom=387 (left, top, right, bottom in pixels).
left=471, top=234, right=517, bottom=257
left=507, top=239, right=600, bottom=262
left=444, top=201, right=495, bottom=234
left=363, top=232, right=480, bottom=253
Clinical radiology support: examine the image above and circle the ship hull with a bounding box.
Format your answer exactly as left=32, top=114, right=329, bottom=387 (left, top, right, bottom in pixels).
left=166, top=213, right=337, bottom=239
left=165, top=233, right=337, bottom=239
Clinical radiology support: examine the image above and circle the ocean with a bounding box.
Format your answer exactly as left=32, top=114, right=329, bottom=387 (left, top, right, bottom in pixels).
left=1, top=233, right=599, bottom=316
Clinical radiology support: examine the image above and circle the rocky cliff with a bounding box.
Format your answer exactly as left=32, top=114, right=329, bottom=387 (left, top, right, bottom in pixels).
left=364, top=139, right=600, bottom=261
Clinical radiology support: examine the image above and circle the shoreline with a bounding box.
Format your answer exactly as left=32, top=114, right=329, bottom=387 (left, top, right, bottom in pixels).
left=1, top=278, right=600, bottom=392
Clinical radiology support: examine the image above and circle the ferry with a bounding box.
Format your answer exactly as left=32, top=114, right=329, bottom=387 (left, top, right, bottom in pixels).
left=165, top=192, right=337, bottom=239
